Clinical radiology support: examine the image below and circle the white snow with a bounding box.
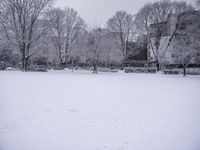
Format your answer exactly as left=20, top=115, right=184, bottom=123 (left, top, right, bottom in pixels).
left=0, top=70, right=200, bottom=150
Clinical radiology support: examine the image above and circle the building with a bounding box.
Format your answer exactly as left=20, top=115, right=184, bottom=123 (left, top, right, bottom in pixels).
left=148, top=10, right=200, bottom=66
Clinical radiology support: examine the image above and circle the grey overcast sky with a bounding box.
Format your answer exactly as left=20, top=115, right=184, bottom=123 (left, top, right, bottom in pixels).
left=55, top=0, right=195, bottom=27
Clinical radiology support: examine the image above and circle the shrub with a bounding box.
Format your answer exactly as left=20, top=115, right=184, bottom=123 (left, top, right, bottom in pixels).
left=125, top=67, right=157, bottom=73
left=163, top=70, right=180, bottom=75
left=0, top=61, right=8, bottom=70
left=27, top=65, right=48, bottom=72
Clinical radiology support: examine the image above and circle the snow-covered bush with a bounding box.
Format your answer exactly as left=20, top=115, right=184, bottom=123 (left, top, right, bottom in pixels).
left=97, top=68, right=118, bottom=73
left=27, top=65, right=48, bottom=72
left=163, top=68, right=200, bottom=75
left=125, top=67, right=157, bottom=73
left=163, top=70, right=180, bottom=75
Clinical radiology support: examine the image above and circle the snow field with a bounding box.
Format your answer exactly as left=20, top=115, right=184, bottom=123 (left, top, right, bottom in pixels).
left=0, top=70, right=200, bottom=150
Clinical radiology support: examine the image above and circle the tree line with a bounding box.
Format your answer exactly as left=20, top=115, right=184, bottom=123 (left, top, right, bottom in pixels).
left=0, top=0, right=199, bottom=72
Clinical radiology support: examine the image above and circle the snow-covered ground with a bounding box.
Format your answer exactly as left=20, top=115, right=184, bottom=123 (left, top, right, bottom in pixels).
left=0, top=70, right=200, bottom=150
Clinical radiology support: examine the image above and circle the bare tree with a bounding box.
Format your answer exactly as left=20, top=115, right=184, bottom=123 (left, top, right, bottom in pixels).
left=48, top=7, right=85, bottom=69
left=107, top=11, right=135, bottom=66
left=85, top=28, right=103, bottom=74
left=68, top=32, right=86, bottom=72
left=138, top=0, right=171, bottom=70
left=0, top=0, right=53, bottom=71
left=172, top=36, right=199, bottom=76
left=135, top=0, right=193, bottom=71
left=48, top=8, right=66, bottom=68
left=172, top=11, right=200, bottom=76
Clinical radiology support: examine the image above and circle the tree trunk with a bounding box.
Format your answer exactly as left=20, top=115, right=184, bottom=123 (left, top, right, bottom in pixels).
left=183, top=67, right=186, bottom=77
left=71, top=58, right=74, bottom=72
left=25, top=58, right=28, bottom=71
left=156, top=60, right=160, bottom=71
left=21, top=57, right=28, bottom=72
left=123, top=58, right=127, bottom=68
left=22, top=58, right=26, bottom=72
left=21, top=45, right=29, bottom=72
left=93, top=65, right=97, bottom=74
left=123, top=42, right=128, bottom=68
left=61, top=62, right=65, bottom=69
